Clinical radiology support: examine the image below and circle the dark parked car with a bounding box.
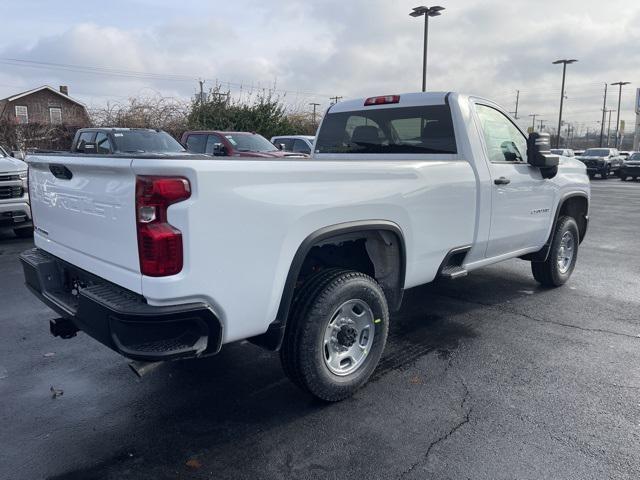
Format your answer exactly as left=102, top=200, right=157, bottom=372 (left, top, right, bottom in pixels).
left=619, top=152, right=640, bottom=181
left=576, top=148, right=624, bottom=179
left=71, top=128, right=189, bottom=155
left=181, top=131, right=308, bottom=158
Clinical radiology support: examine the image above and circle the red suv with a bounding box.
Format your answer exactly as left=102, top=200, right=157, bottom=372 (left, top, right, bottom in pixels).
left=181, top=131, right=307, bottom=158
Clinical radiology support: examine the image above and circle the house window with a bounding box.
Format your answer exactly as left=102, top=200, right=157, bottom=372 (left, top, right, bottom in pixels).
left=15, top=106, right=28, bottom=124
left=49, top=107, right=62, bottom=124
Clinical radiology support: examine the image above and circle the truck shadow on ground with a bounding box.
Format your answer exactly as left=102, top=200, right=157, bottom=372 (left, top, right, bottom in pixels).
left=49, top=264, right=545, bottom=480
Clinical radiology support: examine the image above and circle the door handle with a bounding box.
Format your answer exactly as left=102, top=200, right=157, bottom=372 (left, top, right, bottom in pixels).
left=494, top=177, right=510, bottom=185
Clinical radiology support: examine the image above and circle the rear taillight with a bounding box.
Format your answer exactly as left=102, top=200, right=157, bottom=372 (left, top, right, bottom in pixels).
left=136, top=176, right=191, bottom=277
left=364, top=95, right=400, bottom=106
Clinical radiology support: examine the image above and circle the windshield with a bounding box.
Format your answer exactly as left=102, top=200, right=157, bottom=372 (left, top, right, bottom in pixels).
left=315, top=105, right=457, bottom=154
left=628, top=153, right=640, bottom=160
left=583, top=149, right=610, bottom=156
left=225, top=134, right=278, bottom=152
left=113, top=130, right=185, bottom=153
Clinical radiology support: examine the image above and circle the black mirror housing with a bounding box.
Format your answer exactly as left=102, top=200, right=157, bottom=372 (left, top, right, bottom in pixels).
left=527, top=132, right=559, bottom=169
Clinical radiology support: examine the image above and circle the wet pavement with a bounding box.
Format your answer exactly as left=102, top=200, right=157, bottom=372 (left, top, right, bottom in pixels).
left=1, top=181, right=639, bottom=480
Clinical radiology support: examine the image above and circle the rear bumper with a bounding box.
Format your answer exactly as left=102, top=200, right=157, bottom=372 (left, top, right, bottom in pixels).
left=19, top=248, right=223, bottom=362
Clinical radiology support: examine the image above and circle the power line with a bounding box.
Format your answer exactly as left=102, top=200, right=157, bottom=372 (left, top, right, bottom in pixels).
left=0, top=57, right=335, bottom=99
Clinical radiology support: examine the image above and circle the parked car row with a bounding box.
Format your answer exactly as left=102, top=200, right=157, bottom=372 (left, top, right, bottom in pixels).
left=67, top=128, right=313, bottom=158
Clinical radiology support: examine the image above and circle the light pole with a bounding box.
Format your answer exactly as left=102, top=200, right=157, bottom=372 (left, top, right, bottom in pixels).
left=599, top=83, right=608, bottom=147
left=606, top=109, right=614, bottom=147
left=611, top=81, right=630, bottom=148
left=553, top=59, right=577, bottom=148
left=410, top=6, right=445, bottom=92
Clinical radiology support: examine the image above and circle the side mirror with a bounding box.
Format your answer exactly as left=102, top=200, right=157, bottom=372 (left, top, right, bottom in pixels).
left=9, top=151, right=14, bottom=158
left=527, top=132, right=558, bottom=168
left=278, top=143, right=285, bottom=151
left=527, top=132, right=559, bottom=178
left=213, top=143, right=226, bottom=156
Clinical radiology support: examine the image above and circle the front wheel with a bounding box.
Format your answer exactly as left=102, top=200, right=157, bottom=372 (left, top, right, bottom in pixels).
left=531, top=216, right=579, bottom=287
left=601, top=166, right=610, bottom=179
left=280, top=269, right=389, bottom=402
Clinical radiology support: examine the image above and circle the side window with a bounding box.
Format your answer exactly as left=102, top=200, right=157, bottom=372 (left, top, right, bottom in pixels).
left=205, top=134, right=224, bottom=155
left=185, top=134, right=206, bottom=153
left=292, top=139, right=310, bottom=154
left=475, top=104, right=527, bottom=163
left=76, top=131, right=95, bottom=152
left=95, top=132, right=112, bottom=154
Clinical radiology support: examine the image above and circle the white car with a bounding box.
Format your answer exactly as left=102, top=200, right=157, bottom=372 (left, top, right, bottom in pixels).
left=20, top=92, right=590, bottom=401
left=550, top=148, right=576, bottom=158
left=271, top=135, right=315, bottom=155
left=0, top=145, right=32, bottom=237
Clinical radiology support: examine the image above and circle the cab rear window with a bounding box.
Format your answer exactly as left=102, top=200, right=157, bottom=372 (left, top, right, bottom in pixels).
left=315, top=105, right=457, bottom=154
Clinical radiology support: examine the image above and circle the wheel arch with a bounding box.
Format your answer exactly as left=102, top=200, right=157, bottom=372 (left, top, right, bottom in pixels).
left=523, top=192, right=589, bottom=262
left=249, top=220, right=406, bottom=351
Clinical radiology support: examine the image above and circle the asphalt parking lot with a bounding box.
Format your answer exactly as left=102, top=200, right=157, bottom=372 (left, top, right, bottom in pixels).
left=1, top=180, right=639, bottom=480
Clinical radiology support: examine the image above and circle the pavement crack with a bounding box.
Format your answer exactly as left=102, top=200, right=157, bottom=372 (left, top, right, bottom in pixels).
left=400, top=378, right=472, bottom=479
left=436, top=292, right=640, bottom=340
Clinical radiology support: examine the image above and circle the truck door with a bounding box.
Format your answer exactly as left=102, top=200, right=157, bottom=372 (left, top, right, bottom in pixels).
left=474, top=103, right=555, bottom=258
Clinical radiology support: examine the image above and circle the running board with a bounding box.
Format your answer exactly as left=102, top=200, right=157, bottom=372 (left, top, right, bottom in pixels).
left=437, top=246, right=471, bottom=280
left=440, top=266, right=468, bottom=279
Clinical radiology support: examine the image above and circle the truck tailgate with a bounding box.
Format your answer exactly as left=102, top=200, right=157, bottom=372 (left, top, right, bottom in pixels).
left=28, top=155, right=141, bottom=293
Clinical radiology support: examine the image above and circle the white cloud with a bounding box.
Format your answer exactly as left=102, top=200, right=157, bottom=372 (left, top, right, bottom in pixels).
left=0, top=0, right=638, bottom=133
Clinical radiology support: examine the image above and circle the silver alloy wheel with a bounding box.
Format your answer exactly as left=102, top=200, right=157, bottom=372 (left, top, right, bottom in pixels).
left=323, top=299, right=375, bottom=376
left=557, top=231, right=575, bottom=274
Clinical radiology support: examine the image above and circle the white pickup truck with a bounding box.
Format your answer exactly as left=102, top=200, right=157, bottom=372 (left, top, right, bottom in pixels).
left=20, top=92, right=590, bottom=401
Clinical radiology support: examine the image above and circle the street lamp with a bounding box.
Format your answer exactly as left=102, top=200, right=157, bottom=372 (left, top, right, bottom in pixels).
left=552, top=59, right=577, bottom=148
left=611, top=81, right=630, bottom=148
left=410, top=5, right=445, bottom=92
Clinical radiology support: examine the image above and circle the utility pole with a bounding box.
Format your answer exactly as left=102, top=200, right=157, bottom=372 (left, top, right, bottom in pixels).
left=511, top=90, right=520, bottom=119
left=634, top=88, right=640, bottom=151
left=611, top=81, right=630, bottom=148
left=529, top=113, right=539, bottom=131
left=330, top=96, right=343, bottom=105
left=599, top=83, right=608, bottom=147
left=606, top=109, right=614, bottom=147
left=309, top=102, right=321, bottom=127
left=553, top=59, right=578, bottom=148
left=198, top=79, right=205, bottom=126
left=410, top=6, right=445, bottom=92
left=538, top=119, right=545, bottom=131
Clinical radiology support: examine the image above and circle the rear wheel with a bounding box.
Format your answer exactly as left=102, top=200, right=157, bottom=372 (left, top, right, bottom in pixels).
left=531, top=216, right=579, bottom=287
left=280, top=268, right=389, bottom=401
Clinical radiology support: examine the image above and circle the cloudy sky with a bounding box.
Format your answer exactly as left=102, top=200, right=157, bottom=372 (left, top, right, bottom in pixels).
left=0, top=0, right=638, bottom=135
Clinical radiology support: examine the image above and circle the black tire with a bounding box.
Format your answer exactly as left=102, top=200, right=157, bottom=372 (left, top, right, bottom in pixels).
left=601, top=166, right=610, bottom=179
left=620, top=175, right=627, bottom=181
left=280, top=268, right=389, bottom=402
left=531, top=216, right=579, bottom=287
left=588, top=173, right=595, bottom=180
left=13, top=226, right=34, bottom=238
